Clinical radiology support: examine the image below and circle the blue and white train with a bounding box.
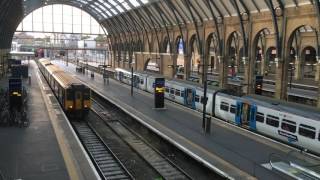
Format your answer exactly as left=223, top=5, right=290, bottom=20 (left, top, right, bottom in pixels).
left=114, top=68, right=320, bottom=155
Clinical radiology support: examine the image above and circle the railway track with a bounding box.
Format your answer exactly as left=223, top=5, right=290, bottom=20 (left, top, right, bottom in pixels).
left=90, top=98, right=192, bottom=180
left=72, top=121, right=133, bottom=180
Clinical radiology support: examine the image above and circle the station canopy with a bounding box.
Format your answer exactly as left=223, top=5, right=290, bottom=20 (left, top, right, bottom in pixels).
left=0, top=0, right=315, bottom=47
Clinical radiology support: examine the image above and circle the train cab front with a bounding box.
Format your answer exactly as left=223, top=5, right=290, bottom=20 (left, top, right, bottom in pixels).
left=65, top=86, right=91, bottom=119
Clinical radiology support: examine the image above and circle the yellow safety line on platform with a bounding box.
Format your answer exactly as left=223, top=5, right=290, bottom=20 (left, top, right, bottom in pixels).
left=35, top=62, right=82, bottom=180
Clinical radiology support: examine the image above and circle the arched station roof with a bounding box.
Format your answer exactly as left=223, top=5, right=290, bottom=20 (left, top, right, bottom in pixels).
left=0, top=0, right=316, bottom=48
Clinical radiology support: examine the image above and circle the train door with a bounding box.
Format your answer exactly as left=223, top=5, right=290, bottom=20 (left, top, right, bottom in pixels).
left=184, top=88, right=195, bottom=109
left=119, top=72, right=123, bottom=82
left=236, top=101, right=257, bottom=130
left=75, top=91, right=83, bottom=111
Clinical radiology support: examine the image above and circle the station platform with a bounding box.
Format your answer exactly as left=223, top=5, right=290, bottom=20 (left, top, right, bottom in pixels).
left=52, top=59, right=316, bottom=180
left=0, top=61, right=99, bottom=180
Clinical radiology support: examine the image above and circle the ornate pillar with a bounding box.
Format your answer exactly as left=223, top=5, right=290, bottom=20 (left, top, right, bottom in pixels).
left=219, top=56, right=228, bottom=88
left=315, top=56, right=320, bottom=81
left=294, top=55, right=302, bottom=80
left=243, top=56, right=254, bottom=94
left=275, top=57, right=288, bottom=100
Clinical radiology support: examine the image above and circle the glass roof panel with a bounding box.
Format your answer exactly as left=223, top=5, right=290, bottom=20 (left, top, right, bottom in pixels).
left=129, top=0, right=141, bottom=7
left=122, top=2, right=131, bottom=10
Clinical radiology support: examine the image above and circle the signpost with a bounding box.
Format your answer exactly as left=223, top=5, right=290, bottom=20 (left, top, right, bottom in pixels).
left=154, top=78, right=165, bottom=109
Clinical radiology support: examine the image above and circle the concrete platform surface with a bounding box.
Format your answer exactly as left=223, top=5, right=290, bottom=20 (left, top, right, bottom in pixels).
left=0, top=61, right=99, bottom=180
left=0, top=62, right=69, bottom=180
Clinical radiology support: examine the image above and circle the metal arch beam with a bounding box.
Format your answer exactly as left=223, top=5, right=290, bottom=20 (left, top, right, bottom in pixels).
left=292, top=0, right=298, bottom=7
left=193, top=0, right=210, bottom=20
left=90, top=0, right=131, bottom=35
left=103, top=0, right=140, bottom=36
left=239, top=0, right=250, bottom=14
left=209, top=0, right=223, bottom=19
left=154, top=3, right=172, bottom=53
left=132, top=9, right=152, bottom=53
left=264, top=0, right=282, bottom=58
left=186, top=0, right=204, bottom=24
left=156, top=4, right=175, bottom=27
left=206, top=0, right=223, bottom=55
left=184, top=0, right=203, bottom=52
left=141, top=6, right=161, bottom=53
left=251, top=0, right=261, bottom=13
left=173, top=0, right=193, bottom=22
left=163, top=0, right=185, bottom=53
left=231, top=0, right=249, bottom=57
left=277, top=0, right=285, bottom=10
left=167, top=0, right=187, bottom=25
left=158, top=2, right=176, bottom=27
left=220, top=1, right=232, bottom=17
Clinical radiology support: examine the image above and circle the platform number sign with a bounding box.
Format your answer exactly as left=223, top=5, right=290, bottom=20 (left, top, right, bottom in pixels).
left=255, top=75, right=263, bottom=95
left=154, top=78, right=165, bottom=108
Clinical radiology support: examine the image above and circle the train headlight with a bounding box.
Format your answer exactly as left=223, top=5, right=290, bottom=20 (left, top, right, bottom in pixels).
left=84, top=105, right=88, bottom=108
left=69, top=105, right=73, bottom=109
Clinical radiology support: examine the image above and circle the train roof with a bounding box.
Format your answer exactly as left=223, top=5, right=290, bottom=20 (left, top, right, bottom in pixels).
left=52, top=70, right=83, bottom=89
left=46, top=64, right=64, bottom=75
left=39, top=58, right=51, bottom=66
left=243, top=94, right=320, bottom=121
left=167, top=78, right=222, bottom=92
left=40, top=59, right=85, bottom=89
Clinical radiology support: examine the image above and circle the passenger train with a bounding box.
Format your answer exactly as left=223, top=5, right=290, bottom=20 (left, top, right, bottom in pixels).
left=113, top=68, right=320, bottom=155
left=38, top=59, right=91, bottom=117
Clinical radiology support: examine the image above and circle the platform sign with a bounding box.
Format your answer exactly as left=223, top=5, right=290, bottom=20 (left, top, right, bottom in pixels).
left=154, top=78, right=165, bottom=108
left=255, top=75, right=263, bottom=95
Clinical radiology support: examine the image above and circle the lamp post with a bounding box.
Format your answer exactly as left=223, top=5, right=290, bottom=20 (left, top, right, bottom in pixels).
left=130, top=62, right=135, bottom=96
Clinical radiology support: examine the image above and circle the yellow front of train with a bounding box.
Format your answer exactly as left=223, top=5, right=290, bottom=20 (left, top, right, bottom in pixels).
left=64, top=85, right=91, bottom=116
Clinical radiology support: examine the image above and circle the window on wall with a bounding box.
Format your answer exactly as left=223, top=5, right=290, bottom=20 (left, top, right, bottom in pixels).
left=220, top=102, right=229, bottom=112
left=230, top=105, right=236, bottom=114
left=256, top=112, right=264, bottom=123
left=299, top=124, right=316, bottom=139
left=281, top=119, right=296, bottom=133
left=266, top=115, right=279, bottom=127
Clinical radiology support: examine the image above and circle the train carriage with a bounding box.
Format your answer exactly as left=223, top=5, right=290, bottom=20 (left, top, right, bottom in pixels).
left=38, top=58, right=91, bottom=117
left=114, top=67, right=320, bottom=154
left=240, top=95, right=320, bottom=153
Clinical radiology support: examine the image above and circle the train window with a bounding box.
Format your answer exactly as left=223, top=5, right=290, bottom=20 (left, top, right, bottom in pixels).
left=266, top=115, right=279, bottom=127
left=175, top=90, right=181, bottom=96
left=281, top=119, right=296, bottom=133
left=83, top=89, right=90, bottom=100
left=66, top=90, right=73, bottom=100
left=165, top=87, right=169, bottom=93
left=140, top=79, right=144, bottom=85
left=195, top=95, right=200, bottom=102
left=230, top=105, right=236, bottom=114
left=181, top=91, right=185, bottom=97
left=170, top=88, right=174, bottom=94
left=220, top=102, right=229, bottom=112
left=256, top=112, right=264, bottom=123
left=299, top=124, right=316, bottom=139
left=318, top=133, right=320, bottom=141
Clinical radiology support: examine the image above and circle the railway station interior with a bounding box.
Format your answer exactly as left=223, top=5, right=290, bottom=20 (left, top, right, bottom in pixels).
left=0, top=0, right=320, bottom=179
